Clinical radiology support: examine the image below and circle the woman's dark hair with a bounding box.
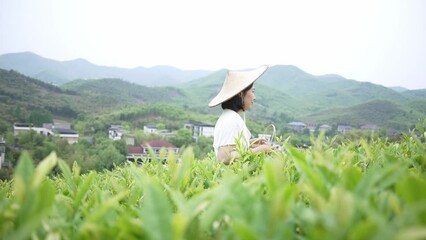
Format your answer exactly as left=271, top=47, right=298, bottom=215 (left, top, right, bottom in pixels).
left=221, top=83, right=253, bottom=112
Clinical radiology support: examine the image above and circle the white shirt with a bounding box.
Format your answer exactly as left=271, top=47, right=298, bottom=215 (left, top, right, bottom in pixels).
left=213, top=109, right=251, bottom=155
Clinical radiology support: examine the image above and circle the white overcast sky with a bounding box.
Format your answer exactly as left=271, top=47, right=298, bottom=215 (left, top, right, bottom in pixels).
left=0, top=0, right=425, bottom=89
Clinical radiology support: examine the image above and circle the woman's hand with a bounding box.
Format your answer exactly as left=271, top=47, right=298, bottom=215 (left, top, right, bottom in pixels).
left=250, top=138, right=268, bottom=147
left=250, top=138, right=276, bottom=154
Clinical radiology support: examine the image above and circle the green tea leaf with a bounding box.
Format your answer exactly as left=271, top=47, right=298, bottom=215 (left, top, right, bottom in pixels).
left=58, top=159, right=77, bottom=193
left=32, top=152, right=58, bottom=187
left=141, top=182, right=173, bottom=240
left=14, top=152, right=35, bottom=186
left=396, top=175, right=426, bottom=203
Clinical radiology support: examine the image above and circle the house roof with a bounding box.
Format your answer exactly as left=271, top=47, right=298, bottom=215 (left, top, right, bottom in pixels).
left=288, top=122, right=306, bottom=126
left=13, top=123, right=33, bottom=127
left=128, top=146, right=143, bottom=154
left=185, top=120, right=214, bottom=127
left=53, top=128, right=78, bottom=134
left=141, top=140, right=177, bottom=149
left=109, top=125, right=123, bottom=130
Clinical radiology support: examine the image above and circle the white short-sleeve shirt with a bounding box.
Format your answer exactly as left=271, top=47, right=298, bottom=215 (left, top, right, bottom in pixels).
left=213, top=109, right=251, bottom=155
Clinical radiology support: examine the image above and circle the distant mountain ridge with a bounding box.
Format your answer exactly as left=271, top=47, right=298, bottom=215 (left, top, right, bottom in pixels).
left=0, top=68, right=185, bottom=121
left=178, top=69, right=426, bottom=130
left=1, top=67, right=426, bottom=131
left=0, top=52, right=212, bottom=86
left=1, top=52, right=426, bottom=131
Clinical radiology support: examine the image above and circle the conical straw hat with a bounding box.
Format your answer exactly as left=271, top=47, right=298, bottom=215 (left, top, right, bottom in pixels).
left=208, top=65, right=268, bottom=107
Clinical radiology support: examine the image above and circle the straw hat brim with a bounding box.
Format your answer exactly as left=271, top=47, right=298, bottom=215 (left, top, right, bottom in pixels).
left=208, top=65, right=269, bottom=107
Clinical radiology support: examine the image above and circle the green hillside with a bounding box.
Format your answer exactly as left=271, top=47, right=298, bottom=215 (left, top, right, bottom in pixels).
left=1, top=66, right=424, bottom=134
left=181, top=65, right=414, bottom=112
left=402, top=89, right=426, bottom=98
left=259, top=66, right=411, bottom=111
left=0, top=69, right=80, bottom=125
left=177, top=66, right=422, bottom=130
left=0, top=69, right=185, bottom=128
left=176, top=70, right=305, bottom=125
left=61, top=78, right=184, bottom=106
left=299, top=99, right=422, bottom=130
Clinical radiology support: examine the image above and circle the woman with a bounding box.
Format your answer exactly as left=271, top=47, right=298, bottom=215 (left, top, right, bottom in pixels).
left=208, top=65, right=271, bottom=164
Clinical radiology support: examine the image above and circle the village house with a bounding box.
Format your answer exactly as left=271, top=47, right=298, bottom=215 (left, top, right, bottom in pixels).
left=127, top=139, right=179, bottom=164
left=143, top=125, right=158, bottom=134
left=13, top=123, right=32, bottom=136
left=0, top=137, right=5, bottom=169
left=13, top=123, right=47, bottom=136
left=13, top=122, right=79, bottom=144
left=184, top=121, right=214, bottom=140
left=126, top=146, right=144, bottom=164
left=143, top=125, right=174, bottom=137
left=337, top=125, right=353, bottom=134
left=53, top=128, right=79, bottom=144
left=43, top=123, right=79, bottom=144
left=108, top=125, right=124, bottom=140
left=287, top=122, right=307, bottom=132
left=306, top=123, right=317, bottom=132
left=319, top=124, right=332, bottom=132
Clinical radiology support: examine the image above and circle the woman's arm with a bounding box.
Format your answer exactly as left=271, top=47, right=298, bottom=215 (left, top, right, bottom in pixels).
left=217, top=141, right=273, bottom=165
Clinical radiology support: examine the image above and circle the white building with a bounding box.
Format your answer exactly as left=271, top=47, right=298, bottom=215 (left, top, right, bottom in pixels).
left=13, top=123, right=34, bottom=136
left=319, top=124, right=332, bottom=132
left=53, top=128, right=79, bottom=144
left=143, top=125, right=158, bottom=134
left=0, top=137, right=5, bottom=169
left=184, top=121, right=214, bottom=139
left=306, top=123, right=317, bottom=132
left=109, top=125, right=124, bottom=140
left=287, top=122, right=307, bottom=132
left=13, top=122, right=79, bottom=144
left=337, top=125, right=353, bottom=134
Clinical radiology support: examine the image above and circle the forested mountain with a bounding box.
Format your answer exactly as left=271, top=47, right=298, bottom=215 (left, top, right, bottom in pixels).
left=61, top=78, right=184, bottom=106
left=401, top=89, right=426, bottom=99
left=0, top=69, right=80, bottom=125
left=0, top=69, right=185, bottom=129
left=259, top=65, right=411, bottom=110
left=299, top=99, right=422, bottom=130
left=177, top=66, right=426, bottom=130
left=1, top=57, right=426, bottom=132
left=0, top=52, right=212, bottom=86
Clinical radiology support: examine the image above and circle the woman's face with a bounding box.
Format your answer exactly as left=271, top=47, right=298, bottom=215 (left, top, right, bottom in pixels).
left=243, top=86, right=256, bottom=111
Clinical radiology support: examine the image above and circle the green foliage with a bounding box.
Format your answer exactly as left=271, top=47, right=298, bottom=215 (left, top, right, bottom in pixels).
left=2, top=66, right=425, bottom=143
left=29, top=109, right=53, bottom=127
left=2, top=127, right=425, bottom=239
left=170, top=128, right=193, bottom=148
left=0, top=152, right=57, bottom=240
left=61, top=78, right=183, bottom=110
left=0, top=69, right=79, bottom=124
left=193, top=136, right=214, bottom=159
left=6, top=130, right=127, bottom=175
